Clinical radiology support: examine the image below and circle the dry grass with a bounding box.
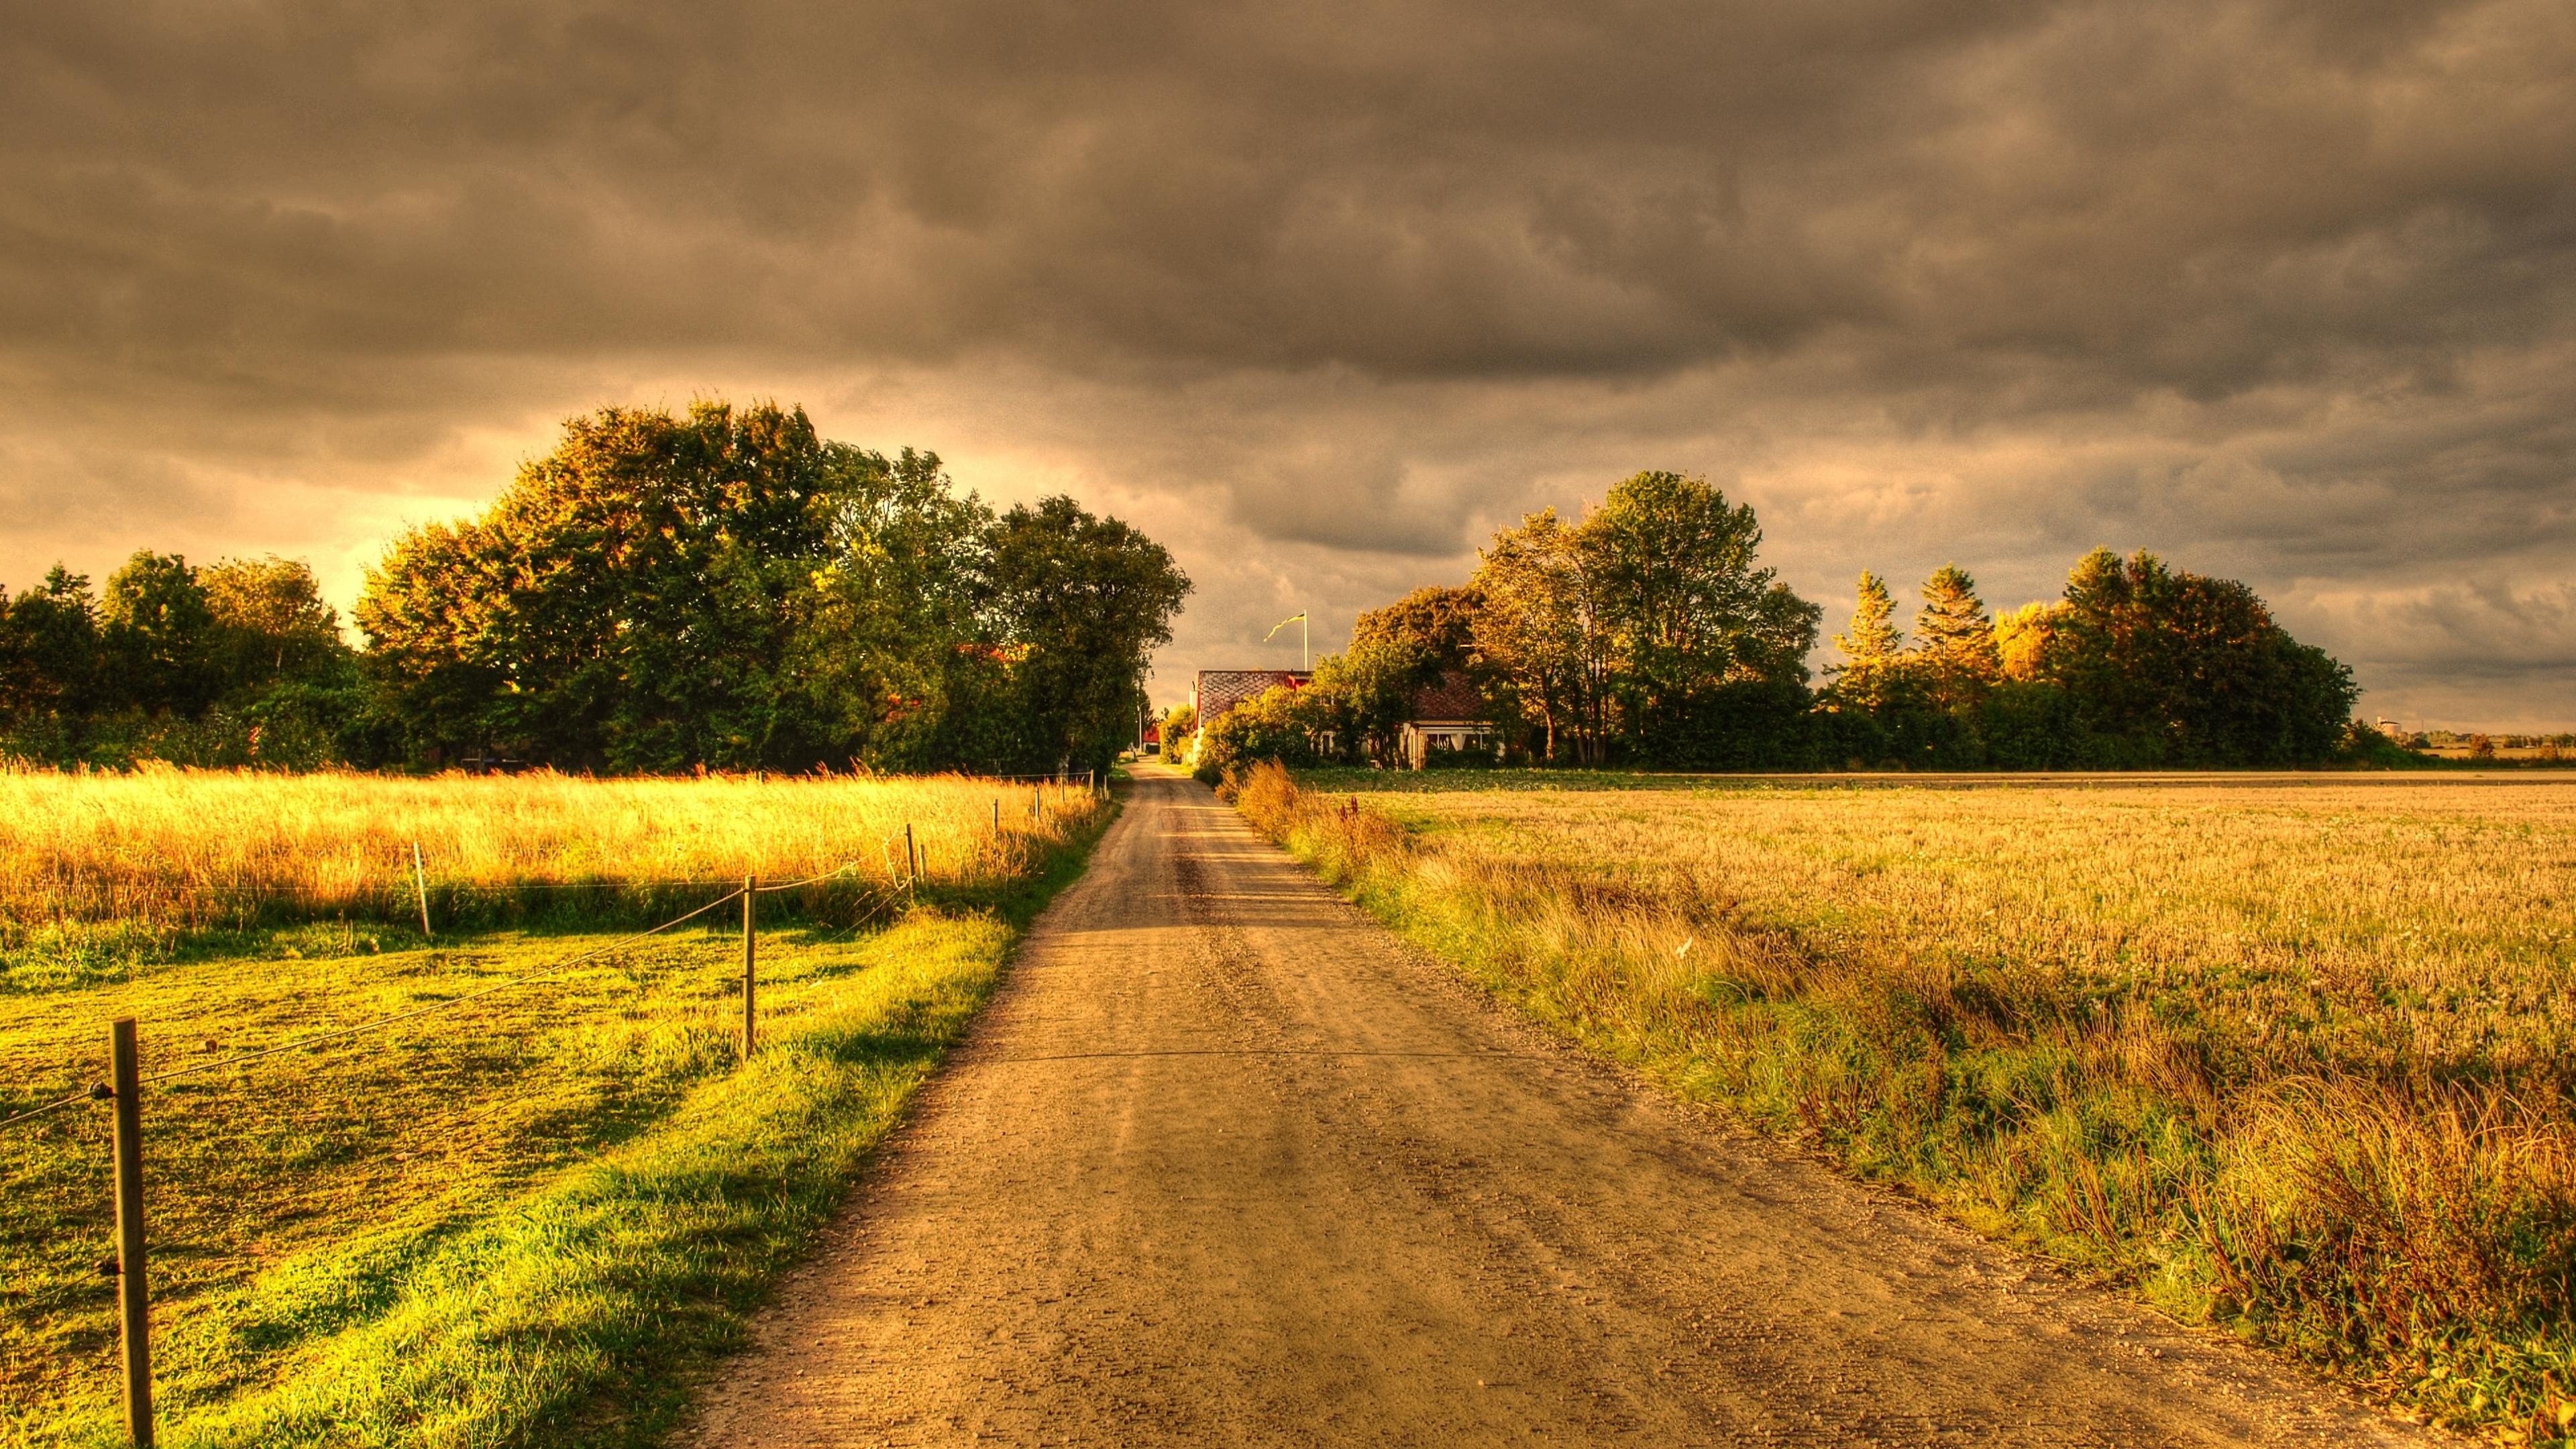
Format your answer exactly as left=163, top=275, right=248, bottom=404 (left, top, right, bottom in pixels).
left=1243, top=765, right=2576, bottom=1442
left=0, top=765, right=1102, bottom=985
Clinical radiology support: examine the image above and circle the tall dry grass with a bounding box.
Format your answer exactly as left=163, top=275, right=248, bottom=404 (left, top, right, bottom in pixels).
left=1233, top=764, right=2576, bottom=1441
left=0, top=764, right=1104, bottom=982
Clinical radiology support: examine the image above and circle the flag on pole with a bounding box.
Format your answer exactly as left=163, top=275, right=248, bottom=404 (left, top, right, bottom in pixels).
left=1266, top=612, right=1310, bottom=669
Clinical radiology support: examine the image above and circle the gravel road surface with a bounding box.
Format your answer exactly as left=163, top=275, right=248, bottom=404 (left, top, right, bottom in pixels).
left=686, top=765, right=2433, bottom=1447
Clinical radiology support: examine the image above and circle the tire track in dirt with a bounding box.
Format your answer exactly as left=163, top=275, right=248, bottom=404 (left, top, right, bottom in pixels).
left=682, top=766, right=2436, bottom=1447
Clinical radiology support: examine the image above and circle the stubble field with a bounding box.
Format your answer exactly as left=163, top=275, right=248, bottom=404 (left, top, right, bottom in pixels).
left=1247, top=765, right=2576, bottom=1443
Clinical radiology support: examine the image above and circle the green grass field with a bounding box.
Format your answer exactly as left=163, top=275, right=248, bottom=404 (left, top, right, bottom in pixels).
left=0, top=783, right=1112, bottom=1448
left=1246, top=765, right=2576, bottom=1443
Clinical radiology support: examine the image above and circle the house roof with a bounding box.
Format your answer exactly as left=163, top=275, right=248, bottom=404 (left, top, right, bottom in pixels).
left=1192, top=669, right=1309, bottom=724
left=1409, top=671, right=1485, bottom=723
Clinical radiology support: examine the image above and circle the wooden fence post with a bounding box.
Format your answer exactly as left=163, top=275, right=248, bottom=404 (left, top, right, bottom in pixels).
left=905, top=822, right=918, bottom=885
left=741, top=877, right=757, bottom=1060
left=109, top=1017, right=153, bottom=1447
left=410, top=841, right=433, bottom=941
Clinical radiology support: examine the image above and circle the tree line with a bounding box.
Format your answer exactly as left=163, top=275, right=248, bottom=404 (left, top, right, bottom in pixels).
left=1185, top=470, right=2371, bottom=776
left=2, top=400, right=1191, bottom=775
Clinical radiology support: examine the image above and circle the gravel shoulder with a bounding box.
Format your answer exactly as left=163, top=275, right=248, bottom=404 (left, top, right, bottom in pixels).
left=684, top=765, right=2438, bottom=1448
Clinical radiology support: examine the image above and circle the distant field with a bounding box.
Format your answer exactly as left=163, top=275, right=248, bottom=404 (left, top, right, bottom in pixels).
left=0, top=768, right=1110, bottom=1448
left=1246, top=765, right=2576, bottom=1442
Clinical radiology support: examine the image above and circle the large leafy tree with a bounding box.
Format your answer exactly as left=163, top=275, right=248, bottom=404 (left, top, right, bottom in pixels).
left=1583, top=472, right=1805, bottom=732
left=788, top=447, right=997, bottom=769
left=361, top=400, right=852, bottom=769
left=1448, top=474, right=1821, bottom=766
left=101, top=551, right=223, bottom=716
left=1352, top=584, right=1483, bottom=671
left=360, top=400, right=1189, bottom=774
left=0, top=567, right=103, bottom=724
left=987, top=495, right=1192, bottom=773
left=1330, top=583, right=1489, bottom=759
left=201, top=556, right=354, bottom=700
left=1306, top=637, right=1426, bottom=763
left=1471, top=508, right=1608, bottom=764
left=2029, top=547, right=2356, bottom=765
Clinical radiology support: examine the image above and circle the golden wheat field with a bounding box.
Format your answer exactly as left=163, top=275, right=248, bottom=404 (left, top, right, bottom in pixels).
left=1260, top=768, right=2576, bottom=1440
left=0, top=763, right=1102, bottom=977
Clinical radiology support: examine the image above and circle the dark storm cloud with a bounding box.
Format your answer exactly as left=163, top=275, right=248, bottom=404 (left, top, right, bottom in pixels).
left=2, top=0, right=2571, bottom=720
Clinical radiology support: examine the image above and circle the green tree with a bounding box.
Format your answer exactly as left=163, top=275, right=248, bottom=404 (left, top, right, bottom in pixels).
left=986, top=495, right=1193, bottom=774
left=1352, top=584, right=1483, bottom=672
left=1913, top=564, right=2000, bottom=710
left=1470, top=508, right=1609, bottom=763
left=0, top=567, right=102, bottom=726
left=201, top=556, right=354, bottom=698
left=1307, top=635, right=1434, bottom=763
left=1190, top=684, right=1332, bottom=784
left=363, top=401, right=937, bottom=770
left=1579, top=471, right=1817, bottom=759
left=1825, top=571, right=1906, bottom=714
left=362, top=400, right=1189, bottom=775
left=2035, top=547, right=2358, bottom=765
left=101, top=551, right=221, bottom=716
left=787, top=448, right=999, bottom=770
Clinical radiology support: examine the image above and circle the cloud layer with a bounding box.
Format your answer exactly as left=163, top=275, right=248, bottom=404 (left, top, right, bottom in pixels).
left=4, top=0, right=2571, bottom=724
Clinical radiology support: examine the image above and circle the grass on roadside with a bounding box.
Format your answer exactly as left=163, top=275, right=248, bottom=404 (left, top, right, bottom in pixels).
left=0, top=782, right=1112, bottom=1448
left=1234, top=763, right=2576, bottom=1444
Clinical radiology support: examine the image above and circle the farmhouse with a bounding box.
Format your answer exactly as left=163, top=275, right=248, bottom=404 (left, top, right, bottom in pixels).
left=1189, top=666, right=1498, bottom=768
left=1191, top=668, right=1311, bottom=727
left=1399, top=671, right=1500, bottom=769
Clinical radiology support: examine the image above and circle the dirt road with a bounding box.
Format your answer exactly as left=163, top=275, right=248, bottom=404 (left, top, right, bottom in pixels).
left=686, top=766, right=2431, bottom=1447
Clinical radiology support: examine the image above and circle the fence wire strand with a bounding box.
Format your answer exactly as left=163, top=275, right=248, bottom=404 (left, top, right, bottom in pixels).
left=0, top=1091, right=93, bottom=1134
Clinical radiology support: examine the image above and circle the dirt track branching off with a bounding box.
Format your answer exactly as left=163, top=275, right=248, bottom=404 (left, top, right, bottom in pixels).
left=1242, top=764, right=2576, bottom=1443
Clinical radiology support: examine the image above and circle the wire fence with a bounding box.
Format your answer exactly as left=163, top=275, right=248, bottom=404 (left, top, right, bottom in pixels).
left=0, top=767, right=1118, bottom=1446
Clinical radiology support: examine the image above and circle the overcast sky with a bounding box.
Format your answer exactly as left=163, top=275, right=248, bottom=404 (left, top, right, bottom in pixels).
left=3, top=0, right=2571, bottom=725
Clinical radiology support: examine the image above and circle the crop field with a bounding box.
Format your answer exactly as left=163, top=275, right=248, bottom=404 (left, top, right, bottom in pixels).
left=1242, top=765, right=2576, bottom=1442
left=0, top=767, right=1110, bottom=1448
left=0, top=765, right=1093, bottom=989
